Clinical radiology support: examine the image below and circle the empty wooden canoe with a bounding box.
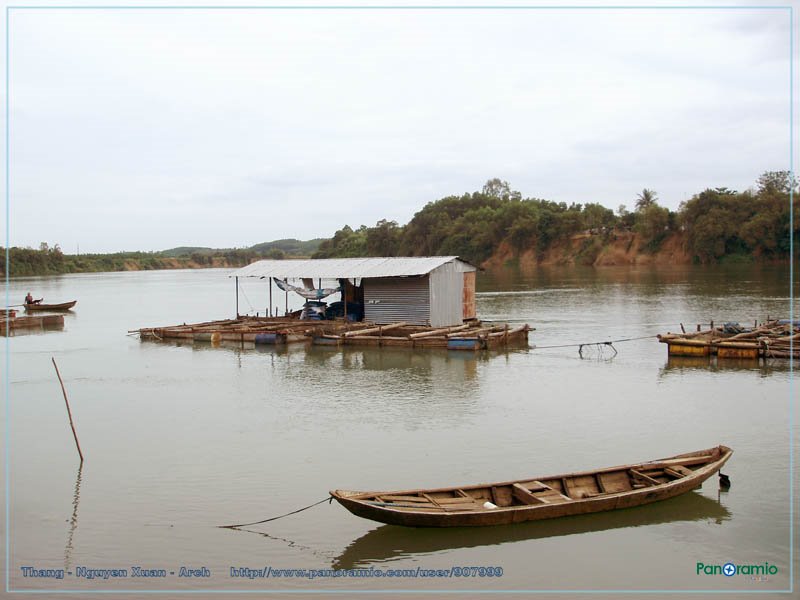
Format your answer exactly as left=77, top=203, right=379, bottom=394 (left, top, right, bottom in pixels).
left=330, top=445, right=732, bottom=527
left=24, top=300, right=77, bottom=311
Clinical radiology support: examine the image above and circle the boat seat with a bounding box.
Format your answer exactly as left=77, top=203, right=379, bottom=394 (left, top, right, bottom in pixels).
left=516, top=481, right=572, bottom=503
left=668, top=465, right=694, bottom=477
left=629, top=469, right=661, bottom=486
left=518, top=480, right=550, bottom=493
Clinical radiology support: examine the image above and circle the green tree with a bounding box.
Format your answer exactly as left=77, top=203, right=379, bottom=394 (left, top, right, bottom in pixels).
left=482, top=178, right=521, bottom=201
left=757, top=170, right=797, bottom=195
left=365, top=220, right=402, bottom=256
left=266, top=248, right=286, bottom=260
left=634, top=204, right=671, bottom=249
left=583, top=203, right=616, bottom=231
left=635, top=189, right=658, bottom=212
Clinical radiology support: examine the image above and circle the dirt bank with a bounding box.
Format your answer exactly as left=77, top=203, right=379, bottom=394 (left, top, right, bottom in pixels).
left=482, top=231, right=693, bottom=269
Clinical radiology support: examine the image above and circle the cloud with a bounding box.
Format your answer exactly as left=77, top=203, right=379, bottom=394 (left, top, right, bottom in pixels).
left=5, top=5, right=793, bottom=252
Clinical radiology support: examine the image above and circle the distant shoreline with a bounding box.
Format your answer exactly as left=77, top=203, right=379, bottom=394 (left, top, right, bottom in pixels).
left=3, top=232, right=792, bottom=279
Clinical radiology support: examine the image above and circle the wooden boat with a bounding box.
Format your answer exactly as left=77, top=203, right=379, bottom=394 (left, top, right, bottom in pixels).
left=332, top=493, right=731, bottom=569
left=24, top=300, right=77, bottom=312
left=330, top=445, right=732, bottom=527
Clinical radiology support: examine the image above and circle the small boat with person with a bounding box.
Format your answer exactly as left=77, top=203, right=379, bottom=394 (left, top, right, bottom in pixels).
left=330, top=445, right=732, bottom=527
left=24, top=300, right=77, bottom=312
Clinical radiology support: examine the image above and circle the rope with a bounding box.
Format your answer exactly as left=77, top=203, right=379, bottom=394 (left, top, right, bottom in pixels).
left=219, top=496, right=332, bottom=529
left=237, top=280, right=256, bottom=314
left=533, top=334, right=656, bottom=350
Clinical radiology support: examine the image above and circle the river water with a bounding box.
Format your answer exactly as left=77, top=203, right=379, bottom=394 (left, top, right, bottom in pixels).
left=2, top=265, right=796, bottom=597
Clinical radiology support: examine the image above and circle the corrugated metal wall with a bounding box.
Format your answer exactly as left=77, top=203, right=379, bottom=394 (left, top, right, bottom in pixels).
left=428, top=261, right=465, bottom=327
left=364, top=277, right=431, bottom=325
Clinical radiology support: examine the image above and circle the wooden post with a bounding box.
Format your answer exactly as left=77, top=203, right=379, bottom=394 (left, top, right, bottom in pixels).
left=269, top=278, right=273, bottom=318
left=235, top=277, right=239, bottom=318
left=284, top=280, right=288, bottom=316
left=52, top=358, right=84, bottom=463
left=342, top=279, right=348, bottom=323
left=680, top=323, right=686, bottom=334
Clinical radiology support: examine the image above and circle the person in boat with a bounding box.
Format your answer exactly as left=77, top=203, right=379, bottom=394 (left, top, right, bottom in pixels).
left=24, top=292, right=41, bottom=305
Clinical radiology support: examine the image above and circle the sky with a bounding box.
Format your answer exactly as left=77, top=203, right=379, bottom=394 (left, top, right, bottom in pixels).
left=2, top=0, right=797, bottom=253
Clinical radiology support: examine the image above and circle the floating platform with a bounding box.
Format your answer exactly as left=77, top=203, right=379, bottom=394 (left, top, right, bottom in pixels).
left=312, top=321, right=531, bottom=351
left=133, top=317, right=531, bottom=351
left=658, top=320, right=798, bottom=360
left=1, top=314, right=64, bottom=336
left=134, top=316, right=316, bottom=345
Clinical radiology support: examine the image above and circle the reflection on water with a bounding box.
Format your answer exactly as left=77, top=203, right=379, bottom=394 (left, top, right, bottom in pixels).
left=332, top=492, right=731, bottom=570
left=144, top=336, right=492, bottom=385
left=659, top=355, right=792, bottom=378
left=63, top=463, right=83, bottom=571
left=479, top=264, right=791, bottom=297
left=6, top=265, right=792, bottom=591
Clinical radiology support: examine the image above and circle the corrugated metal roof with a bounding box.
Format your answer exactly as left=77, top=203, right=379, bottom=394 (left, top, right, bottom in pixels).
left=230, top=257, right=475, bottom=279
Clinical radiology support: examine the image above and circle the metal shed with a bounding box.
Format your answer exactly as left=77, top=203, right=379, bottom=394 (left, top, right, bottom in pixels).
left=230, top=256, right=477, bottom=327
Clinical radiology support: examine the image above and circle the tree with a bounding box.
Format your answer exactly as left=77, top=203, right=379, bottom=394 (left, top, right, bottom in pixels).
left=582, top=203, right=616, bottom=231
left=634, top=204, right=671, bottom=248
left=635, top=189, right=658, bottom=212
left=366, top=220, right=402, bottom=256
left=482, top=178, right=521, bottom=201
left=757, top=170, right=797, bottom=195
left=616, top=204, right=635, bottom=229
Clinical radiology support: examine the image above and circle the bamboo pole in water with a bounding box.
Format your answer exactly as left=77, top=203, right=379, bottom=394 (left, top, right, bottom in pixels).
left=52, top=358, right=84, bottom=463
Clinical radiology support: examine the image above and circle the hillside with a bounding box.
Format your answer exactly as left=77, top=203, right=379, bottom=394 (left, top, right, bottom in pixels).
left=483, top=231, right=694, bottom=269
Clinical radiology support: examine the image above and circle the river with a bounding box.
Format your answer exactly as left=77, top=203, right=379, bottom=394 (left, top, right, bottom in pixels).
left=2, top=265, right=796, bottom=597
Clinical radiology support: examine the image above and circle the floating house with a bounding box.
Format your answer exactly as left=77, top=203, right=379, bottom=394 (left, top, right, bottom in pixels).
left=135, top=256, right=531, bottom=351
left=231, top=256, right=478, bottom=328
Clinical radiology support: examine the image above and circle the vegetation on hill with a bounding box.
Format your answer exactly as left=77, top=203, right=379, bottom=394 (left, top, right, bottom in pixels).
left=4, top=171, right=796, bottom=277
left=249, top=238, right=324, bottom=259
left=2, top=239, right=320, bottom=277
left=313, top=172, right=798, bottom=265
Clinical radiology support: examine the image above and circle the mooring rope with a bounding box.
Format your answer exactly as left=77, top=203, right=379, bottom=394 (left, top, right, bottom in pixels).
left=532, top=334, right=657, bottom=351
left=219, top=496, right=332, bottom=529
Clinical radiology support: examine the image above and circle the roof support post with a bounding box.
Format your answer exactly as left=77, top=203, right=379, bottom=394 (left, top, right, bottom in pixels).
left=343, top=279, right=348, bottom=323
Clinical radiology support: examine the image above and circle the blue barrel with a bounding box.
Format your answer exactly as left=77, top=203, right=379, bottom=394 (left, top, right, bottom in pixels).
left=447, top=338, right=482, bottom=351
left=255, top=333, right=280, bottom=345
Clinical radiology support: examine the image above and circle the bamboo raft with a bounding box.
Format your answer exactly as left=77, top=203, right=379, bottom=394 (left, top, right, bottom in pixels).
left=658, top=319, right=798, bottom=359
left=313, top=322, right=530, bottom=350
left=133, top=317, right=531, bottom=351
left=1, top=313, right=64, bottom=335
left=134, top=316, right=317, bottom=344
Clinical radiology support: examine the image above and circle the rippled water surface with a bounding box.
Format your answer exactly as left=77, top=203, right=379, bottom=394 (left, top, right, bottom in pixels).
left=2, top=265, right=796, bottom=597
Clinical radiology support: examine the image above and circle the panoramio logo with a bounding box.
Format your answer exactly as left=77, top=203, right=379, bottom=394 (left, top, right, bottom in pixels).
left=696, top=562, right=778, bottom=577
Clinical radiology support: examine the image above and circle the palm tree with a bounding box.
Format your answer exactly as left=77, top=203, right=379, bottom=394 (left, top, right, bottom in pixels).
left=635, top=188, right=658, bottom=212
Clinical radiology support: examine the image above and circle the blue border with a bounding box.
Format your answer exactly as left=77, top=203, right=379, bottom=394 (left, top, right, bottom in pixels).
left=789, top=3, right=795, bottom=597
left=3, top=2, right=796, bottom=595
left=3, top=3, right=8, bottom=597
left=2, top=4, right=797, bottom=8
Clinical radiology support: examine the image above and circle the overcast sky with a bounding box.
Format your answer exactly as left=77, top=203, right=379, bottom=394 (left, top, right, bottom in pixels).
left=3, top=1, right=796, bottom=253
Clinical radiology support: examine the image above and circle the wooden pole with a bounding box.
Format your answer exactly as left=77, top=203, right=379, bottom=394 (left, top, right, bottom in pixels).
left=235, top=277, right=239, bottom=318
left=342, top=279, right=348, bottom=322
left=269, top=278, right=273, bottom=318
left=52, top=358, right=84, bottom=463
